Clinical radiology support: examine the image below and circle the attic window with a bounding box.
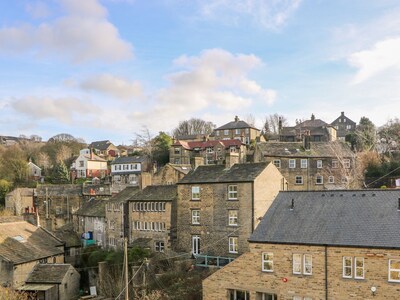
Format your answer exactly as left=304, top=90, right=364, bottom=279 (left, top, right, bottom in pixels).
left=13, top=235, right=26, bottom=243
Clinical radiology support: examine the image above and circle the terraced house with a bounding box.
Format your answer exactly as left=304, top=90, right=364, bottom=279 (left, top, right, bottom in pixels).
left=203, top=190, right=400, bottom=300
left=176, top=153, right=286, bottom=261
left=254, top=140, right=356, bottom=190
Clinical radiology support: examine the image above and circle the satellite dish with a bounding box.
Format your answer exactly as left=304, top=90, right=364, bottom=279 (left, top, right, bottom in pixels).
left=371, top=286, right=377, bottom=293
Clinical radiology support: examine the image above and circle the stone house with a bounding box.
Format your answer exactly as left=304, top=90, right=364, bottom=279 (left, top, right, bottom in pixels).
left=170, top=139, right=246, bottom=165
left=254, top=141, right=356, bottom=190
left=280, top=114, right=337, bottom=142
left=53, top=223, right=82, bottom=266
left=152, top=163, right=192, bottom=185
left=70, top=148, right=108, bottom=179
left=73, top=199, right=107, bottom=247
left=105, top=186, right=140, bottom=250
left=175, top=154, right=286, bottom=260
left=27, top=160, right=41, bottom=181
left=110, top=155, right=151, bottom=191
left=89, top=140, right=120, bottom=160
left=330, top=111, right=357, bottom=141
left=203, top=190, right=400, bottom=300
left=128, top=185, right=177, bottom=253
left=0, top=219, right=65, bottom=289
left=5, top=188, right=36, bottom=215
left=213, top=116, right=262, bottom=145
left=19, top=264, right=80, bottom=300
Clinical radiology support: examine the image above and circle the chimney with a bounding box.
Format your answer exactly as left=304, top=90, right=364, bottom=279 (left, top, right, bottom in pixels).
left=341, top=111, right=345, bottom=116
left=303, top=130, right=311, bottom=150
left=278, top=117, right=282, bottom=132
left=90, top=148, right=94, bottom=159
left=225, top=152, right=239, bottom=169
left=192, top=156, right=204, bottom=169
left=234, top=116, right=239, bottom=122
left=311, top=113, right=315, bottom=121
left=290, top=199, right=294, bottom=210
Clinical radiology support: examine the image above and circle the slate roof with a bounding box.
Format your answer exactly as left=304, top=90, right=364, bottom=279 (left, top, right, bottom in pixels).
left=215, top=119, right=259, bottom=130
left=108, top=186, right=140, bottom=203
left=26, top=264, right=73, bottom=284
left=295, top=119, right=327, bottom=128
left=81, top=153, right=107, bottom=162
left=178, top=162, right=269, bottom=184
left=128, top=185, right=177, bottom=202
left=89, top=140, right=113, bottom=151
left=74, top=199, right=106, bottom=217
left=0, top=221, right=64, bottom=264
left=172, top=139, right=244, bottom=150
left=256, top=141, right=354, bottom=158
left=111, top=156, right=147, bottom=164
left=249, top=190, right=400, bottom=249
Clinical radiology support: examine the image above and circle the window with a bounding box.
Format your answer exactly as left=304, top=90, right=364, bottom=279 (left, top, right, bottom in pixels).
left=216, top=130, right=220, bottom=136
left=289, top=159, right=296, bottom=168
left=328, top=176, right=334, bottom=183
left=346, top=125, right=352, bottom=129
left=79, top=161, right=84, bottom=167
left=317, top=160, right=322, bottom=168
left=293, top=297, right=312, bottom=300
left=344, top=256, right=365, bottom=279
left=343, top=159, right=351, bottom=168
left=295, top=176, right=303, bottom=184
left=228, top=185, right=238, bottom=200
left=174, top=147, right=181, bottom=155
left=229, top=237, right=238, bottom=253
left=341, top=176, right=348, bottom=184
left=191, top=210, right=200, bottom=224
left=229, top=289, right=250, bottom=300
left=228, top=210, right=238, bottom=226
left=262, top=252, right=273, bottom=272
left=389, top=259, right=400, bottom=282
left=235, top=129, right=241, bottom=135
left=155, top=241, right=164, bottom=252
left=206, top=147, right=213, bottom=153
left=301, top=159, right=308, bottom=169
left=293, top=254, right=312, bottom=275
left=332, top=159, right=339, bottom=168
left=224, top=130, right=229, bottom=136
left=316, top=175, right=323, bottom=185
left=192, top=235, right=200, bottom=255
left=273, top=159, right=281, bottom=168
left=256, top=292, right=278, bottom=300
left=192, top=186, right=200, bottom=200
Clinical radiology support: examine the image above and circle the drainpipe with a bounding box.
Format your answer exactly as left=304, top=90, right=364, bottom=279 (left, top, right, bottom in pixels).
left=251, top=182, right=254, bottom=232
left=325, top=245, right=328, bottom=300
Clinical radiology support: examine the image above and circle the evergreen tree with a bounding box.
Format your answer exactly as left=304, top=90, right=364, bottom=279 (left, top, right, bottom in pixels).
left=52, top=160, right=70, bottom=184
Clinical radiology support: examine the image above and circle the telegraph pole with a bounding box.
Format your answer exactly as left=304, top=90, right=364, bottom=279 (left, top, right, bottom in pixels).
left=124, top=237, right=129, bottom=300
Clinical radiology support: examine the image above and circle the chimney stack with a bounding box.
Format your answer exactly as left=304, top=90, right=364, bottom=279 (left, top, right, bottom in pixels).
left=234, top=116, right=239, bottom=122
left=192, top=156, right=204, bottom=170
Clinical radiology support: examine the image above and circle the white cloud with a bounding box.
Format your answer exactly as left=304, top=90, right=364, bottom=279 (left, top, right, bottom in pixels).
left=199, top=0, right=302, bottom=30
left=79, top=74, right=143, bottom=99
left=11, top=96, right=99, bottom=124
left=131, top=48, right=276, bottom=130
left=0, top=0, right=132, bottom=63
left=25, top=1, right=51, bottom=19
left=348, top=37, right=400, bottom=84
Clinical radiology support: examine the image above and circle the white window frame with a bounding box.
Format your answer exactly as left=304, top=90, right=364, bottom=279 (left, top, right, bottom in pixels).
left=155, top=241, right=164, bottom=252
left=235, top=129, right=241, bottom=135
left=328, top=176, right=334, bottom=183
left=355, top=257, right=364, bottom=279
left=303, top=254, right=312, bottom=275
left=289, top=159, right=296, bottom=169
left=191, top=209, right=200, bottom=225
left=273, top=159, right=281, bottom=168
left=389, top=259, right=400, bottom=282
left=332, top=159, right=339, bottom=168
left=293, top=254, right=302, bottom=274
left=343, top=159, right=351, bottom=169
left=224, top=130, right=229, bottom=136
left=192, top=235, right=200, bottom=255
left=228, top=185, right=238, bottom=200
left=262, top=252, right=273, bottom=272
left=317, top=160, right=322, bottom=168
left=343, top=256, right=353, bottom=278
left=301, top=159, right=308, bottom=169
left=229, top=290, right=250, bottom=300
left=293, top=254, right=312, bottom=275
left=229, top=237, right=238, bottom=253
left=316, top=175, right=323, bottom=185
left=228, top=210, right=238, bottom=226
left=191, top=186, right=200, bottom=200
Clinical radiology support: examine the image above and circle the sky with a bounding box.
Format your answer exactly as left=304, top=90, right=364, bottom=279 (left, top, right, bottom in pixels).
left=1, top=0, right=400, bottom=145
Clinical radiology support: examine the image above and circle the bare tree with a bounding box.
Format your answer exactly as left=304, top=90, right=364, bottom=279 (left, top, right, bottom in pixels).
left=245, top=114, right=256, bottom=127
left=134, top=126, right=155, bottom=160
left=263, top=114, right=288, bottom=134
left=172, top=118, right=215, bottom=137
left=56, top=144, right=72, bottom=163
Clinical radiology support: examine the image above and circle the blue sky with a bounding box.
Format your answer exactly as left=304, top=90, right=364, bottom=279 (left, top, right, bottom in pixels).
left=1, top=0, right=400, bottom=145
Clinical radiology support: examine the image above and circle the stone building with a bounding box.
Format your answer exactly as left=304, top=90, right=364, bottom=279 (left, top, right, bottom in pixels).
left=152, top=163, right=191, bottom=185
left=105, top=186, right=140, bottom=250
left=175, top=154, right=286, bottom=260
left=203, top=190, right=400, bottom=300
left=0, top=219, right=65, bottom=289
left=128, top=185, right=178, bottom=253
left=5, top=188, right=35, bottom=215
left=170, top=138, right=246, bottom=165
left=213, top=116, right=262, bottom=145
left=254, top=141, right=356, bottom=190
left=330, top=111, right=357, bottom=141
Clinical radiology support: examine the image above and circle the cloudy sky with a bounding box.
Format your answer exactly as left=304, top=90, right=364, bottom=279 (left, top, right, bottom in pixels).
left=1, top=0, right=400, bottom=144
